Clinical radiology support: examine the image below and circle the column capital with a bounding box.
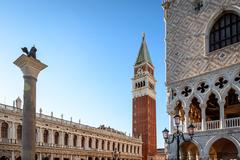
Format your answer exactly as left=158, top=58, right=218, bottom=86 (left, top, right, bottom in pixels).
left=14, top=54, right=47, bottom=79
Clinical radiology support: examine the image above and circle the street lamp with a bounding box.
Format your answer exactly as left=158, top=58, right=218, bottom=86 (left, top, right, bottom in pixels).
left=162, top=114, right=195, bottom=160
left=112, top=148, right=120, bottom=160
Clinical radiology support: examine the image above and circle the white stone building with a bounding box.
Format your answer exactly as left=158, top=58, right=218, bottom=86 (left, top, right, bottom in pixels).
left=0, top=99, right=142, bottom=160
left=163, top=0, right=240, bottom=159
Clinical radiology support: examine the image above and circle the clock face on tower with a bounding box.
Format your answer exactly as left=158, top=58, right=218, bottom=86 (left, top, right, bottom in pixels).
left=137, top=68, right=143, bottom=77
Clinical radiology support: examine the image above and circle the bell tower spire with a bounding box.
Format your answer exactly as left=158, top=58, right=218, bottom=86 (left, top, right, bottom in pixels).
left=132, top=34, right=157, bottom=160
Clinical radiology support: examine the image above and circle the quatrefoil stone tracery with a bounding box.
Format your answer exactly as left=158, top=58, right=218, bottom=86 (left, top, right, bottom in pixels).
left=181, top=86, right=192, bottom=97
left=197, top=82, right=209, bottom=93
left=235, top=73, right=240, bottom=83
left=215, top=77, right=228, bottom=89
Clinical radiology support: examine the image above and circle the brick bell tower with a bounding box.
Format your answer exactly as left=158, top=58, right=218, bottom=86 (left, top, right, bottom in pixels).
left=132, top=33, right=157, bottom=160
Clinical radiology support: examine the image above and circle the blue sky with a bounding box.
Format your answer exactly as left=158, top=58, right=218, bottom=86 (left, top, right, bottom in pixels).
left=0, top=0, right=168, bottom=147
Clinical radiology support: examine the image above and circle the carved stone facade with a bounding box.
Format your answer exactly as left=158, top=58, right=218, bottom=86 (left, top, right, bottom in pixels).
left=164, top=0, right=240, bottom=159
left=0, top=102, right=142, bottom=160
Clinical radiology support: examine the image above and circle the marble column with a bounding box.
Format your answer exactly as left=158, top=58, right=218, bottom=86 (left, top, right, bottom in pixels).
left=201, top=106, right=206, bottom=131
left=184, top=108, right=189, bottom=132
left=14, top=54, right=47, bottom=160
left=219, top=101, right=225, bottom=129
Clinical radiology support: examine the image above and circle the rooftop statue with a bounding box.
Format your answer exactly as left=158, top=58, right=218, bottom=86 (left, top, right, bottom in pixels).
left=21, top=46, right=37, bottom=59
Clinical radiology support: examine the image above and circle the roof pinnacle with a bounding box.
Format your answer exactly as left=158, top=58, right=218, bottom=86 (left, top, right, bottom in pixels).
left=135, top=33, right=153, bottom=66
left=142, top=32, right=145, bottom=41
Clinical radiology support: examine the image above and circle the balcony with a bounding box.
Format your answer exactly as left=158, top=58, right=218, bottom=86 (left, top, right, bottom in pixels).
left=192, top=117, right=240, bottom=132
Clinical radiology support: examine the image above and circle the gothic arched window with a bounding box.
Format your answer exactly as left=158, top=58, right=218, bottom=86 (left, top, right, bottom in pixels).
left=1, top=122, right=8, bottom=139
left=209, top=12, right=240, bottom=52
left=17, top=125, right=22, bottom=140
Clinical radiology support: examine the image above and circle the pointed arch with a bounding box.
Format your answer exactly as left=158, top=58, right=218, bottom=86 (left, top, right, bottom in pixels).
left=180, top=139, right=203, bottom=159
left=222, top=84, right=240, bottom=103
left=170, top=97, right=187, bottom=109
left=188, top=97, right=202, bottom=123
left=188, top=94, right=203, bottom=107
left=205, top=135, right=240, bottom=158
left=204, top=5, right=240, bottom=54
left=203, top=89, right=221, bottom=104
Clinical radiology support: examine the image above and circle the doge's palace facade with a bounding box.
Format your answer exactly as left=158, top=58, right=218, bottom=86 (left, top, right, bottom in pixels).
left=163, top=0, right=240, bottom=159
left=0, top=99, right=142, bottom=160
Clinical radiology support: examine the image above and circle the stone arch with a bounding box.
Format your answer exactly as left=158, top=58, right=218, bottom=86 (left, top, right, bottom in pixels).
left=223, top=87, right=240, bottom=119
left=204, top=5, right=240, bottom=54
left=222, top=84, right=240, bottom=103
left=205, top=92, right=221, bottom=121
left=1, top=121, right=9, bottom=139
left=73, top=134, right=77, bottom=147
left=0, top=156, right=9, bottom=160
left=43, top=129, right=49, bottom=143
left=64, top=133, right=69, bottom=146
left=203, top=89, right=221, bottom=105
left=188, top=97, right=202, bottom=124
left=17, top=124, right=22, bottom=141
left=173, top=100, right=185, bottom=126
left=16, top=156, right=21, bottom=160
left=54, top=131, right=59, bottom=145
left=180, top=140, right=202, bottom=159
left=170, top=97, right=187, bottom=110
left=187, top=93, right=203, bottom=107
left=81, top=136, right=85, bottom=148
left=205, top=135, right=240, bottom=159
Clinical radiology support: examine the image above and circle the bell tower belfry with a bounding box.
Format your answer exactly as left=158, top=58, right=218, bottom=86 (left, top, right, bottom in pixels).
left=132, top=33, right=157, bottom=160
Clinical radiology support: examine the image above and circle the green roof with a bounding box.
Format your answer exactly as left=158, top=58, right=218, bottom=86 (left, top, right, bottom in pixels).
left=135, top=33, right=153, bottom=66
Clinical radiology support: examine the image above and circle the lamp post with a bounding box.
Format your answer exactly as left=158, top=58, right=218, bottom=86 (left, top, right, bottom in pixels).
left=112, top=148, right=120, bottom=160
left=162, top=114, right=195, bottom=160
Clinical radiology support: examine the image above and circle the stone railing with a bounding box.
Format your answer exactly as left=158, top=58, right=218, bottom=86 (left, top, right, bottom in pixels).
left=192, top=122, right=201, bottom=131
left=225, top=117, right=240, bottom=128
left=206, top=120, right=220, bottom=130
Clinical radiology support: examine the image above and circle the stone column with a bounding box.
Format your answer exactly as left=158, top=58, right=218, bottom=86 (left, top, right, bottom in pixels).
left=69, top=134, right=73, bottom=147
left=219, top=101, right=225, bottom=129
left=50, top=154, right=53, bottom=160
left=11, top=151, right=15, bottom=160
left=201, top=106, right=206, bottom=131
left=48, top=129, right=53, bottom=146
left=60, top=131, right=64, bottom=147
left=85, top=136, right=89, bottom=149
left=10, top=122, right=16, bottom=143
left=14, top=54, right=47, bottom=160
left=92, top=138, right=95, bottom=149
left=39, top=153, right=42, bottom=160
left=169, top=114, right=174, bottom=133
left=184, top=108, right=189, bottom=132
left=39, top=128, right=43, bottom=145
left=50, top=129, right=54, bottom=146
left=77, top=135, right=81, bottom=148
